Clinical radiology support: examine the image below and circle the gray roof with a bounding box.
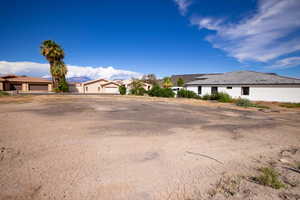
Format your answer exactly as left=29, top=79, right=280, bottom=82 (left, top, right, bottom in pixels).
left=170, top=73, right=220, bottom=86
left=185, top=71, right=300, bottom=85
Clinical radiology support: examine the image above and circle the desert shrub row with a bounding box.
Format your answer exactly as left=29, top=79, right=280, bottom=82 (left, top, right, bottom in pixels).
left=148, top=85, right=175, bottom=98
left=202, top=92, right=233, bottom=103
left=177, top=89, right=198, bottom=98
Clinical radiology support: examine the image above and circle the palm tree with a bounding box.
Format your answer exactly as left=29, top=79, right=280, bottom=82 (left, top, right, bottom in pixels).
left=177, top=78, right=184, bottom=87
left=162, top=77, right=173, bottom=88
left=40, top=40, right=68, bottom=91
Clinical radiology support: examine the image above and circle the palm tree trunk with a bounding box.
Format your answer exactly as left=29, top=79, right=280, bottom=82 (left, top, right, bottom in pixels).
left=50, top=63, right=59, bottom=91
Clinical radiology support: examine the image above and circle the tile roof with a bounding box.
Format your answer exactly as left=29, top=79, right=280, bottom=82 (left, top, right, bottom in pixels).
left=186, top=71, right=300, bottom=85
left=5, top=76, right=52, bottom=83
left=83, top=78, right=109, bottom=85
left=101, top=81, right=120, bottom=87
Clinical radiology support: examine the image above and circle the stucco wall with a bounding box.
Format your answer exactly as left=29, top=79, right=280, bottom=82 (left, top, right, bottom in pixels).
left=83, top=80, right=107, bottom=93
left=0, top=82, right=3, bottom=91
left=186, top=85, right=300, bottom=102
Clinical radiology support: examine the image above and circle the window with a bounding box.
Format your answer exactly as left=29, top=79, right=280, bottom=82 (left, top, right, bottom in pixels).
left=242, top=87, right=249, bottom=95
left=86, top=86, right=88, bottom=92
left=98, top=87, right=100, bottom=92
left=211, top=87, right=218, bottom=94
left=198, top=86, right=202, bottom=95
left=226, top=86, right=232, bottom=89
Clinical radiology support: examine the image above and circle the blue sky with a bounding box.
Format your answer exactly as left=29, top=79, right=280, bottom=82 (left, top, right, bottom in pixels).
left=0, top=0, right=300, bottom=79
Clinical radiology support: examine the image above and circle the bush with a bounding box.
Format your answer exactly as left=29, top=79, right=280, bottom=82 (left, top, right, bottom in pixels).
left=130, top=87, right=146, bottom=96
left=148, top=85, right=175, bottom=98
left=235, top=98, right=255, bottom=107
left=202, top=94, right=211, bottom=100
left=253, top=167, right=285, bottom=189
left=217, top=92, right=233, bottom=103
left=201, top=92, right=233, bottom=103
left=0, top=91, right=9, bottom=96
left=118, top=85, right=126, bottom=95
left=280, top=103, right=300, bottom=108
left=235, top=98, right=269, bottom=109
left=177, top=89, right=198, bottom=98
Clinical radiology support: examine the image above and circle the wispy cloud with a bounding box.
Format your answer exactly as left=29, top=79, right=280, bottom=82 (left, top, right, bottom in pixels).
left=0, top=61, right=142, bottom=80
left=190, top=0, right=300, bottom=64
left=174, top=0, right=192, bottom=16
left=268, top=57, right=300, bottom=69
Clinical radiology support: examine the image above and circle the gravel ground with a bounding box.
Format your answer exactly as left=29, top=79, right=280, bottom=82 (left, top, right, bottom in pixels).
left=0, top=95, right=299, bottom=200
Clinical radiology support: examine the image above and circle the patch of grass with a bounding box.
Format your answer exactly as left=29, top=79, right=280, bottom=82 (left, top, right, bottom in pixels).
left=208, top=175, right=241, bottom=198
left=235, top=98, right=270, bottom=109
left=252, top=167, right=286, bottom=189
left=280, top=103, right=300, bottom=108
left=0, top=91, right=9, bottom=96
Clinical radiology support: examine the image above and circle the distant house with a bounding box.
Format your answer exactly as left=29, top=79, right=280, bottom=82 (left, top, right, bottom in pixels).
left=74, top=78, right=121, bottom=94
left=185, top=71, right=300, bottom=102
left=0, top=74, right=52, bottom=92
left=126, top=81, right=152, bottom=92
left=0, top=78, right=4, bottom=91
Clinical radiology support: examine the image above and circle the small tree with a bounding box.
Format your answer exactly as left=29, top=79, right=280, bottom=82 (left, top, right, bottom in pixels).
left=142, top=74, right=158, bottom=85
left=162, top=77, right=173, bottom=88
left=130, top=79, right=146, bottom=96
left=177, top=78, right=184, bottom=87
left=119, top=85, right=127, bottom=95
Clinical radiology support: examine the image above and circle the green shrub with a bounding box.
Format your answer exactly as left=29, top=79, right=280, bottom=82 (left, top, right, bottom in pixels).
left=0, top=91, right=9, bottom=96
left=280, top=103, right=300, bottom=108
left=177, top=89, right=198, bottom=98
left=235, top=98, right=269, bottom=109
left=148, top=85, right=175, bottom=98
left=253, top=167, right=285, bottom=189
left=130, top=87, right=146, bottom=96
left=217, top=92, right=233, bottom=103
left=201, top=92, right=232, bottom=103
left=118, top=85, right=127, bottom=95
left=235, top=98, right=255, bottom=107
left=160, top=88, right=175, bottom=98
left=148, top=85, right=161, bottom=97
left=202, top=94, right=211, bottom=100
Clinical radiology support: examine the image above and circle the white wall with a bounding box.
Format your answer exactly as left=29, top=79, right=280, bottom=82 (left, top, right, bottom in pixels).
left=186, top=85, right=300, bottom=102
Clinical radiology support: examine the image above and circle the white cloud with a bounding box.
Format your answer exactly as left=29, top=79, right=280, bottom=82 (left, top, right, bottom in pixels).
left=0, top=61, right=142, bottom=80
left=191, top=0, right=300, bottom=63
left=174, top=0, right=192, bottom=16
left=268, top=57, right=300, bottom=69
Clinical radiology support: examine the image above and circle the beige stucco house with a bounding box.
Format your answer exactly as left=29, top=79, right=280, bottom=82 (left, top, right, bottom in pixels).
left=0, top=74, right=52, bottom=92
left=74, top=78, right=121, bottom=94
left=0, top=78, right=4, bottom=91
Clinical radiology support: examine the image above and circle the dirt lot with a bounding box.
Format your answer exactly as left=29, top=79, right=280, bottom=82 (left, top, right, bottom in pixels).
left=0, top=95, right=300, bottom=200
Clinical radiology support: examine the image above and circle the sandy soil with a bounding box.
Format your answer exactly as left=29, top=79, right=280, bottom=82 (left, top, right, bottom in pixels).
left=0, top=95, right=299, bottom=200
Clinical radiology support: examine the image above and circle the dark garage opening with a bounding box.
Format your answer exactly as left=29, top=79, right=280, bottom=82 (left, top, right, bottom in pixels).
left=10, top=84, right=22, bottom=90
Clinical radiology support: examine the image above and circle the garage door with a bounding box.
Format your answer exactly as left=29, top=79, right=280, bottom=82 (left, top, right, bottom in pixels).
left=29, top=84, right=48, bottom=91
left=103, top=87, right=119, bottom=94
